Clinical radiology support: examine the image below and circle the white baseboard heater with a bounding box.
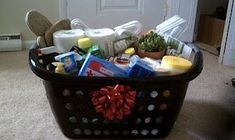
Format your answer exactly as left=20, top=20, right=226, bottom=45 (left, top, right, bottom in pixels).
left=0, top=34, right=22, bottom=51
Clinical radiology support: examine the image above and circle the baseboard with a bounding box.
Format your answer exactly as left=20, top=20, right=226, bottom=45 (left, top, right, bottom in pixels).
left=23, top=40, right=36, bottom=49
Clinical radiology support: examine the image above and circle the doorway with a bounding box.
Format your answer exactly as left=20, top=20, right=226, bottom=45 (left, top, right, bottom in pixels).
left=194, top=0, right=229, bottom=56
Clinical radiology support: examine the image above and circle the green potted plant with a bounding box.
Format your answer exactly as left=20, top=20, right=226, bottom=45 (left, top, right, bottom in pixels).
left=137, top=31, right=167, bottom=59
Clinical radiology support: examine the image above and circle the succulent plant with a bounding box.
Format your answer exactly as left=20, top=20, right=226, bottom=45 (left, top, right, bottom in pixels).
left=138, top=31, right=167, bottom=52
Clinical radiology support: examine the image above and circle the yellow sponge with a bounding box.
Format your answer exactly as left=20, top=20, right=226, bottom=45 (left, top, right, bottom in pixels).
left=124, top=47, right=135, bottom=55
left=78, top=38, right=92, bottom=50
left=161, top=56, right=192, bottom=74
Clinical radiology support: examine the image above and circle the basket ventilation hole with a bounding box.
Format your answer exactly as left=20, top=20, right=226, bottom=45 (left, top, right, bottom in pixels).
left=73, top=129, right=82, bottom=135
left=62, top=89, right=71, bottom=97
left=112, top=130, right=119, bottom=135
left=123, top=120, right=129, bottom=125
left=159, top=104, right=168, bottom=111
left=155, top=116, right=164, bottom=124
left=94, top=130, right=101, bottom=135
left=69, top=116, right=77, bottom=123
left=122, top=130, right=129, bottom=135
left=46, top=65, right=50, bottom=71
left=137, top=91, right=145, bottom=98
left=141, top=129, right=149, bottom=136
left=144, top=117, right=151, bottom=124
left=103, top=130, right=111, bottom=135
left=135, top=118, right=142, bottom=124
left=147, top=104, right=155, bottom=111
left=65, top=103, right=73, bottom=110
left=92, top=118, right=99, bottom=124
left=84, top=129, right=92, bottom=135
left=150, top=91, right=158, bottom=98
left=103, top=119, right=110, bottom=125
left=163, top=90, right=171, bottom=97
left=138, top=106, right=144, bottom=111
left=151, top=129, right=159, bottom=135
left=75, top=90, right=84, bottom=98
left=81, top=117, right=88, bottom=123
left=131, top=130, right=139, bottom=135
left=114, top=119, right=121, bottom=124
left=38, top=59, right=43, bottom=64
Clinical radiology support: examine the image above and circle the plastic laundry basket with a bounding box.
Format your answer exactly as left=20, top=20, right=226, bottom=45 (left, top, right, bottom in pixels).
left=29, top=43, right=203, bottom=139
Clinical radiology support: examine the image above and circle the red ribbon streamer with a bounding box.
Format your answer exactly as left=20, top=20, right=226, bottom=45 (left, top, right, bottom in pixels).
left=90, top=85, right=137, bottom=120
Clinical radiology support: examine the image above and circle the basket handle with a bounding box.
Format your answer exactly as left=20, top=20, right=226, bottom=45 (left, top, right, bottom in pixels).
left=28, top=43, right=53, bottom=74
left=29, top=43, right=40, bottom=67
left=183, top=44, right=203, bottom=82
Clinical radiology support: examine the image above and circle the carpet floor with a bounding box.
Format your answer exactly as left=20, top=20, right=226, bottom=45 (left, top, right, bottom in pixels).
left=0, top=49, right=235, bottom=140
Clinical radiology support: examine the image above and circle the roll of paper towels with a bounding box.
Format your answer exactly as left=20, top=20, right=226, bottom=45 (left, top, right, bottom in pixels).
left=53, top=29, right=85, bottom=52
left=85, top=28, right=116, bottom=57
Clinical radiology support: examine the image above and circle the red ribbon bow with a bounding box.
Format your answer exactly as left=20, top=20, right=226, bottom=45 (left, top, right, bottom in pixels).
left=90, top=85, right=137, bottom=120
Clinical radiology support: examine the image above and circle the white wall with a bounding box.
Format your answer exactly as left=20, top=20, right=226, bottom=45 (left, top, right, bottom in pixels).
left=0, top=0, right=59, bottom=41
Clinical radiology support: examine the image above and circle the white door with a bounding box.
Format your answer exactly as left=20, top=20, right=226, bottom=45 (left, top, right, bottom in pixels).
left=220, top=0, right=235, bottom=67
left=63, top=0, right=166, bottom=31
left=166, top=0, right=198, bottom=42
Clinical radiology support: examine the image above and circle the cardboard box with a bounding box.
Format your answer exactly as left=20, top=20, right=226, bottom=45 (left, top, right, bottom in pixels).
left=197, top=15, right=225, bottom=47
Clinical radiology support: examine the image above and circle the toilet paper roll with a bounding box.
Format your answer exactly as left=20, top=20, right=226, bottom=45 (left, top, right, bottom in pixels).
left=53, top=29, right=85, bottom=52
left=85, top=28, right=116, bottom=57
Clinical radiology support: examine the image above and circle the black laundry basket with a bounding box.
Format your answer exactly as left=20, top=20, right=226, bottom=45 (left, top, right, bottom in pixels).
left=29, top=43, right=203, bottom=139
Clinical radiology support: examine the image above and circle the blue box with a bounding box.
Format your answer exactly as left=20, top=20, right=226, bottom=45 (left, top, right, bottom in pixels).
left=78, top=53, right=127, bottom=77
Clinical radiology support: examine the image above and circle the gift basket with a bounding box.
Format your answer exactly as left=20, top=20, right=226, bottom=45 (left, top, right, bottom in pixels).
left=27, top=11, right=203, bottom=139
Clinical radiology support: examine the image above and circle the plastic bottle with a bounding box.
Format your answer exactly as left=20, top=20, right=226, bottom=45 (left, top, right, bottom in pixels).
left=53, top=62, right=65, bottom=74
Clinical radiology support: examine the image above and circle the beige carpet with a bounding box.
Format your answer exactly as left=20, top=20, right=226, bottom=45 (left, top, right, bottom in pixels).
left=195, top=42, right=219, bottom=56
left=0, top=49, right=235, bottom=140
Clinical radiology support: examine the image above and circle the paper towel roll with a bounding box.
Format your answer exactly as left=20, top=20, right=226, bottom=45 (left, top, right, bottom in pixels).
left=85, top=28, right=116, bottom=57
left=53, top=29, right=85, bottom=52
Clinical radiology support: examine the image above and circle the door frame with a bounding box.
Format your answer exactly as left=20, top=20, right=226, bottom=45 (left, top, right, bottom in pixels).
left=219, top=0, right=234, bottom=65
